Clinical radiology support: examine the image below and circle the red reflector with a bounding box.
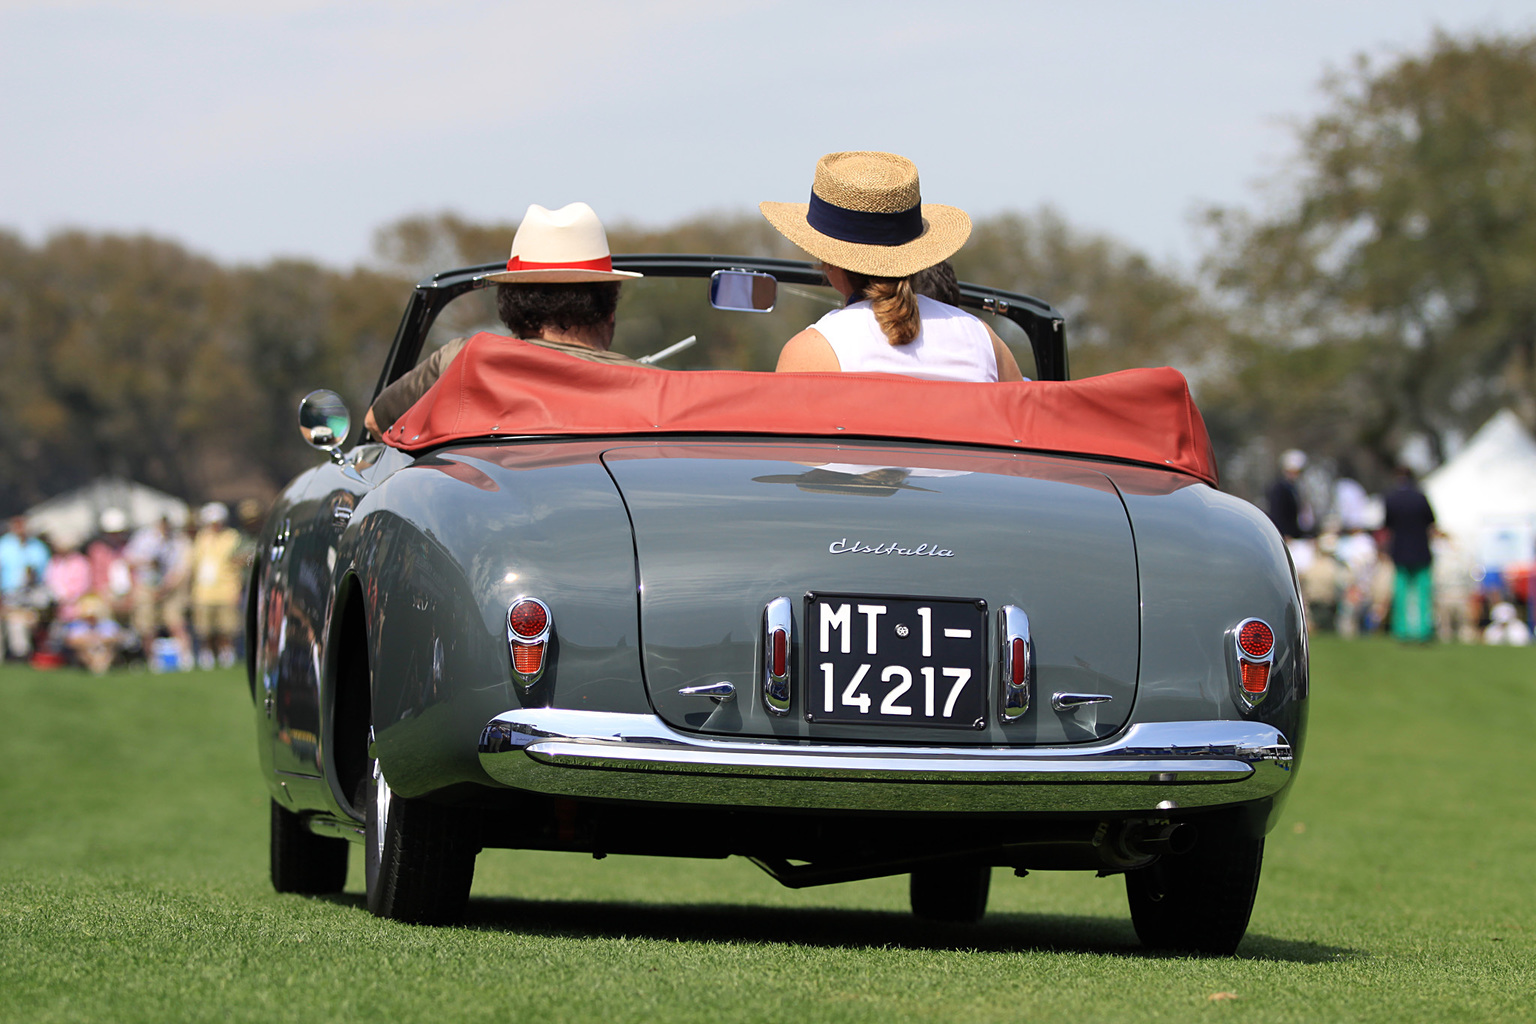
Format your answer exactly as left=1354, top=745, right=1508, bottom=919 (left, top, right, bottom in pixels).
left=771, top=628, right=787, bottom=678
left=509, top=600, right=548, bottom=640
left=1240, top=661, right=1270, bottom=693
left=1011, top=637, right=1026, bottom=687
left=1238, top=620, right=1274, bottom=659
left=511, top=642, right=544, bottom=675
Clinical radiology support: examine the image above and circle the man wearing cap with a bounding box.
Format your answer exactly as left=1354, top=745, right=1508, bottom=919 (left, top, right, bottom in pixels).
left=1266, top=450, right=1310, bottom=540
left=365, top=202, right=646, bottom=437
left=761, top=151, right=1023, bottom=382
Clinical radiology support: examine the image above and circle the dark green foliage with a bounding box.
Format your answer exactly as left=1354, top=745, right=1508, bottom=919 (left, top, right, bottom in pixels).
left=0, top=231, right=401, bottom=513
left=1205, top=32, right=1536, bottom=479
left=954, top=209, right=1231, bottom=382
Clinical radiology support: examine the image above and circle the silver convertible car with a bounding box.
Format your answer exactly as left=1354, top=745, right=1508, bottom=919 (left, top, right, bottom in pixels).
left=252, top=255, right=1305, bottom=955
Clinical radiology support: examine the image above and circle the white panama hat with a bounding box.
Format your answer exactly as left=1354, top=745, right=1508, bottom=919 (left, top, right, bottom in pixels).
left=481, top=202, right=642, bottom=284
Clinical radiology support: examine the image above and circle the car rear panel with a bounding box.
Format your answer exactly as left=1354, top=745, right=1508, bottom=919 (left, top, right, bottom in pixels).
left=601, top=441, right=1140, bottom=746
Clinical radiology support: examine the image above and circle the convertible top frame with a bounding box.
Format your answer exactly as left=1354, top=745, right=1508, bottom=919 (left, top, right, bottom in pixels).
left=372, top=255, right=1069, bottom=403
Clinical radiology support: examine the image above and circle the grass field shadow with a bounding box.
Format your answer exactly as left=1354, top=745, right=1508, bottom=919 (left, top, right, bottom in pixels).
left=458, top=897, right=1358, bottom=962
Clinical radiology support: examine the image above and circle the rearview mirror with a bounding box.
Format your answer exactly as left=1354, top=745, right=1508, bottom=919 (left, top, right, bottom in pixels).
left=298, top=389, right=351, bottom=464
left=709, top=270, right=776, bottom=313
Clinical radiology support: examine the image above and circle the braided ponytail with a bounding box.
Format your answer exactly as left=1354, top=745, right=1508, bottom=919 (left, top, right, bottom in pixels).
left=846, top=273, right=921, bottom=346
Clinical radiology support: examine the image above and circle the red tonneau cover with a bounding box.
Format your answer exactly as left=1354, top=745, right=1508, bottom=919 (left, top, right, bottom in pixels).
left=382, top=333, right=1218, bottom=486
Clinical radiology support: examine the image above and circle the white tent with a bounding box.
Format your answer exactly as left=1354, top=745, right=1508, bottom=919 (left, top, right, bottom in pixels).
left=24, top=477, right=189, bottom=550
left=1423, top=410, right=1536, bottom=569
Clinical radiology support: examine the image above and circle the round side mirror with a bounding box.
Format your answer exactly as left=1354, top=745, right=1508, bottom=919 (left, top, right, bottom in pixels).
left=299, top=390, right=351, bottom=462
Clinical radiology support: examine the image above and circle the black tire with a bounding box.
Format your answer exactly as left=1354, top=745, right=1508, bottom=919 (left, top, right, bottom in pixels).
left=910, top=864, right=991, bottom=923
left=269, top=799, right=349, bottom=894
left=363, top=758, right=476, bottom=925
left=1126, top=822, right=1264, bottom=956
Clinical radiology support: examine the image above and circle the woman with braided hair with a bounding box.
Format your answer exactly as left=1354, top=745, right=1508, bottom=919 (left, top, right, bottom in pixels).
left=761, top=151, right=1024, bottom=382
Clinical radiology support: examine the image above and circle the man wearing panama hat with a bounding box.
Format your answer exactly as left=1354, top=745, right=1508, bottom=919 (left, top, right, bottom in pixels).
left=365, top=202, right=646, bottom=436
left=762, top=151, right=1024, bottom=382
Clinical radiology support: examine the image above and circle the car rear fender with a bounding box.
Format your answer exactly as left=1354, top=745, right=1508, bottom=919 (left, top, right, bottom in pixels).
left=350, top=443, right=647, bottom=798
left=1113, top=470, right=1307, bottom=768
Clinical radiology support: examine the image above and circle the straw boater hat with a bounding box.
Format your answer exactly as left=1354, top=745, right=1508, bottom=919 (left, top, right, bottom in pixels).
left=482, top=202, right=642, bottom=284
left=760, top=151, right=972, bottom=279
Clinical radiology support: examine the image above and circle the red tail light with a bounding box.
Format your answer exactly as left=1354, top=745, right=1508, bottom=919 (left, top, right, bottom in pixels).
left=1240, top=661, right=1270, bottom=693
left=507, top=597, right=552, bottom=689
left=1238, top=620, right=1274, bottom=660
left=1010, top=637, right=1027, bottom=688
left=771, top=628, right=787, bottom=679
left=1232, top=617, right=1275, bottom=708
left=509, top=599, right=549, bottom=641
left=511, top=642, right=544, bottom=675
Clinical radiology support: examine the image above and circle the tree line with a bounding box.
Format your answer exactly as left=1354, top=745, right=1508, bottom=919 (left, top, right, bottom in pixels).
left=1, top=30, right=1531, bottom=515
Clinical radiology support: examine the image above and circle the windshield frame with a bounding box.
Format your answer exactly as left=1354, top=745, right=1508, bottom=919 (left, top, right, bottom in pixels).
left=372, top=255, right=1068, bottom=403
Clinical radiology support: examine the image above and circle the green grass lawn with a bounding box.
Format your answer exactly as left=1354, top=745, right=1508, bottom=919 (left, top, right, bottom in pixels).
left=2, top=636, right=1533, bottom=1023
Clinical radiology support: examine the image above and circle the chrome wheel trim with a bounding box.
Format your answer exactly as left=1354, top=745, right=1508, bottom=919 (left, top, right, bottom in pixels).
left=371, top=755, right=392, bottom=867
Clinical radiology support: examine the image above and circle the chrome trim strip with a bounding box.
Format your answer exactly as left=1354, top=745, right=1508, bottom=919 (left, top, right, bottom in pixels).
left=679, top=681, right=736, bottom=703
left=1052, top=692, right=1114, bottom=711
left=999, top=605, right=1031, bottom=723
left=477, top=710, right=1294, bottom=814
left=763, top=597, right=792, bottom=716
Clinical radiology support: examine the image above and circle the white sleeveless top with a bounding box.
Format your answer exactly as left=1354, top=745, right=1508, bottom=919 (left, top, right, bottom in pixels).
left=811, top=294, right=998, bottom=381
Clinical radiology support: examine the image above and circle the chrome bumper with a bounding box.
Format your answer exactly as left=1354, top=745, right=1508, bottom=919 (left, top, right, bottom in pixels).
left=478, top=710, right=1294, bottom=814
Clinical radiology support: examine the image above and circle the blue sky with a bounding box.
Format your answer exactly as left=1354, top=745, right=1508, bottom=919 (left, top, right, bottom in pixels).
left=3, top=0, right=1532, bottom=270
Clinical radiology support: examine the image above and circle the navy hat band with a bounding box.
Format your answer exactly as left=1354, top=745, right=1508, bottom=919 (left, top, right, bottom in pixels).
left=806, top=192, right=924, bottom=247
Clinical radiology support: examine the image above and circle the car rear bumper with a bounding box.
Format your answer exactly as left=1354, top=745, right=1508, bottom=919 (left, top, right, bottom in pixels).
left=477, top=709, right=1295, bottom=814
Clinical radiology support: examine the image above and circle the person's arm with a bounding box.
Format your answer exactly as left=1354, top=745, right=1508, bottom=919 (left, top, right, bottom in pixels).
left=366, top=338, right=468, bottom=436
left=986, top=324, right=1025, bottom=382
left=775, top=328, right=841, bottom=373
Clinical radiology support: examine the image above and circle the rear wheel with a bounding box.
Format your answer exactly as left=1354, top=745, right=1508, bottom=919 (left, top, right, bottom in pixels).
left=363, top=744, right=476, bottom=925
left=910, top=864, right=990, bottom=923
left=269, top=799, right=348, bottom=894
left=1125, top=821, right=1264, bottom=955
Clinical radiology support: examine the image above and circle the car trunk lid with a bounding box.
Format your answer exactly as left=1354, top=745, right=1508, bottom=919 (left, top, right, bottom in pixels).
left=601, top=441, right=1139, bottom=746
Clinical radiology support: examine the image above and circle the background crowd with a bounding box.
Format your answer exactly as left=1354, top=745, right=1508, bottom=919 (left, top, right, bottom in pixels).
left=0, top=501, right=259, bottom=675
left=1268, top=451, right=1531, bottom=646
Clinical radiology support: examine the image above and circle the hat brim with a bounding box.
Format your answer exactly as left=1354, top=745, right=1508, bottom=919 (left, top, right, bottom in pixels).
left=479, top=267, right=643, bottom=284
left=759, top=201, right=971, bottom=278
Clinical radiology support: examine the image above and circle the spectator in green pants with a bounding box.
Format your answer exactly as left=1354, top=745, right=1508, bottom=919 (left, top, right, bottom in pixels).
left=1382, top=465, right=1438, bottom=643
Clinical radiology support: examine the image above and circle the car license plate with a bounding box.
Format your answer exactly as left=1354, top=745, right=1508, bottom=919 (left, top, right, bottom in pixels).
left=805, top=594, right=988, bottom=727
